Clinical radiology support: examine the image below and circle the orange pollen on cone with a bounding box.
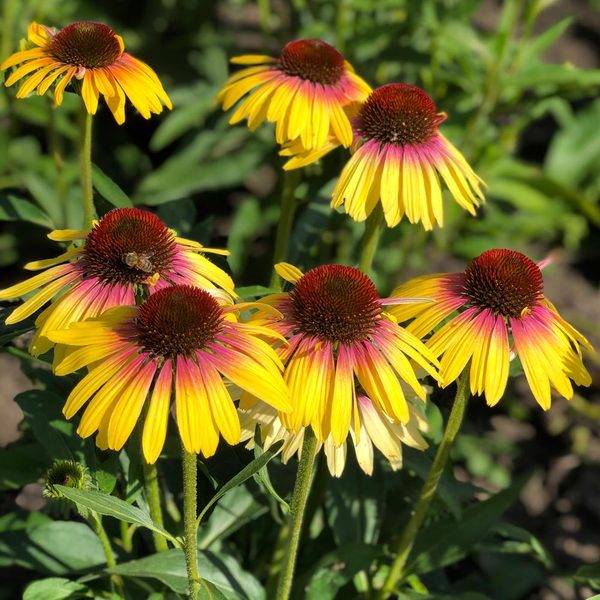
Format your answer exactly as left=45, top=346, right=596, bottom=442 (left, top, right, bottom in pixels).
left=289, top=265, right=382, bottom=344
left=462, top=249, right=544, bottom=318
left=356, top=83, right=442, bottom=146
left=277, top=39, right=345, bottom=85
left=49, top=21, right=122, bottom=68
left=81, top=208, right=176, bottom=285
left=135, top=285, right=224, bottom=358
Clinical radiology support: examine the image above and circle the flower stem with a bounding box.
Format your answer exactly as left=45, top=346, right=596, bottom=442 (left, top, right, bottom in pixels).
left=89, top=512, right=125, bottom=596
left=79, top=102, right=95, bottom=229
left=143, top=461, right=169, bottom=553
left=358, top=205, right=384, bottom=276
left=270, top=170, right=300, bottom=288
left=182, top=448, right=200, bottom=600
left=275, top=429, right=318, bottom=600
left=379, top=372, right=470, bottom=598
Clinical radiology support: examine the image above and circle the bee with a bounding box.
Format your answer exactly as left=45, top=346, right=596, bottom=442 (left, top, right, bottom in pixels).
left=122, top=251, right=154, bottom=273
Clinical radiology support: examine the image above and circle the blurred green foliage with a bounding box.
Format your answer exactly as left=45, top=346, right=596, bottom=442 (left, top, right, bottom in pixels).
left=0, top=0, right=599, bottom=598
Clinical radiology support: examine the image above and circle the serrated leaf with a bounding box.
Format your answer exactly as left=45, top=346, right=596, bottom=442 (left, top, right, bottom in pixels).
left=92, top=164, right=132, bottom=208
left=55, top=486, right=179, bottom=547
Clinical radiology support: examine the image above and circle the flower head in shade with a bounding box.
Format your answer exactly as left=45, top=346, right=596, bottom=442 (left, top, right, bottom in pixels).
left=215, top=39, right=371, bottom=152
left=1, top=21, right=171, bottom=124
left=47, top=285, right=291, bottom=462
left=240, top=387, right=429, bottom=477
left=389, top=249, right=593, bottom=409
left=287, top=83, right=485, bottom=230
left=240, top=263, right=439, bottom=459
left=0, top=208, right=235, bottom=357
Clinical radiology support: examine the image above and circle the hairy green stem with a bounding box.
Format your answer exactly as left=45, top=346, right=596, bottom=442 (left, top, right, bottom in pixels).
left=275, top=429, right=318, bottom=600
left=358, top=206, right=384, bottom=275
left=143, top=461, right=169, bottom=553
left=79, top=103, right=95, bottom=228
left=379, top=373, right=470, bottom=597
left=182, top=448, right=200, bottom=600
left=89, top=512, right=125, bottom=596
left=270, top=170, right=300, bottom=288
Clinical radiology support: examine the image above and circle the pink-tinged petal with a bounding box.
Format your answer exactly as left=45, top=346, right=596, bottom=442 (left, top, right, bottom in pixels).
left=77, top=353, right=147, bottom=438
left=62, top=348, right=138, bottom=418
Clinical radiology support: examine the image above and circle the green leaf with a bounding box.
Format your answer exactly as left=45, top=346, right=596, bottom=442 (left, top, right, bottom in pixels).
left=198, top=485, right=268, bottom=549
left=196, top=440, right=283, bottom=526
left=252, top=437, right=289, bottom=515
left=407, top=472, right=530, bottom=575
left=522, top=17, right=572, bottom=60
left=303, top=543, right=380, bottom=600
left=0, top=308, right=36, bottom=346
left=0, top=521, right=105, bottom=573
left=150, top=83, right=218, bottom=151
left=325, top=464, right=385, bottom=545
left=573, top=564, right=600, bottom=588
left=0, top=443, right=48, bottom=490
left=23, top=577, right=89, bottom=600
left=108, top=548, right=265, bottom=599
left=55, top=486, right=179, bottom=547
left=92, top=164, right=132, bottom=208
left=235, top=286, right=280, bottom=299
left=198, top=580, right=228, bottom=600
left=545, top=99, right=600, bottom=187
left=0, top=194, right=54, bottom=228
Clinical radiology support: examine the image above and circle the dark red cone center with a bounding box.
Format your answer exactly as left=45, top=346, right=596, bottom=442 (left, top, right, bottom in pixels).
left=356, top=83, right=442, bottom=146
left=462, top=249, right=543, bottom=318
left=135, top=285, right=224, bottom=358
left=82, top=208, right=176, bottom=285
left=278, top=39, right=345, bottom=85
left=50, top=22, right=122, bottom=68
left=289, top=265, right=382, bottom=344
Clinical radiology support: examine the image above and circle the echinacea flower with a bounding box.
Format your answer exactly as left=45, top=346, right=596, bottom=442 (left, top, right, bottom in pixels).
left=1, top=21, right=171, bottom=124
left=389, top=249, right=593, bottom=409
left=215, top=39, right=371, bottom=152
left=240, top=263, right=439, bottom=456
left=0, top=208, right=235, bottom=357
left=240, top=387, right=429, bottom=477
left=47, top=285, right=291, bottom=462
left=288, top=83, right=485, bottom=230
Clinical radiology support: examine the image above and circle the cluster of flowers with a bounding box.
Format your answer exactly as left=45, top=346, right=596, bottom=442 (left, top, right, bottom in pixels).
left=0, top=22, right=592, bottom=477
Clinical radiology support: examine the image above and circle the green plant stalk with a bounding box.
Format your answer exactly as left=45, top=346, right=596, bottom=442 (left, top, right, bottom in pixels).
left=258, top=0, right=271, bottom=35
left=270, top=170, right=300, bottom=288
left=79, top=103, right=95, bottom=229
left=89, top=512, right=125, bottom=596
left=275, top=429, right=318, bottom=600
left=358, top=206, right=384, bottom=275
left=143, top=461, right=169, bottom=552
left=1, top=0, right=16, bottom=69
left=379, top=372, right=470, bottom=598
left=182, top=448, right=200, bottom=600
